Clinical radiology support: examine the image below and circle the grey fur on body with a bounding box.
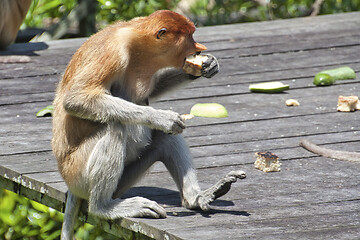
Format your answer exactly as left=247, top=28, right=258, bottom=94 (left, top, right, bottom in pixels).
left=59, top=55, right=246, bottom=240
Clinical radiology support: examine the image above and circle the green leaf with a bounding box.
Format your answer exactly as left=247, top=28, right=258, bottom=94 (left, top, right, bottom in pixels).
left=31, top=200, right=50, bottom=213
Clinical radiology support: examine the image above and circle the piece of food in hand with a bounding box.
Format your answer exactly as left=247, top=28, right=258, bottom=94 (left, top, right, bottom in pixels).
left=337, top=96, right=360, bottom=112
left=254, top=151, right=281, bottom=172
left=313, top=73, right=335, bottom=86
left=285, top=99, right=300, bottom=107
left=190, top=103, right=228, bottom=118
left=249, top=81, right=289, bottom=93
left=319, top=66, right=356, bottom=81
left=36, top=105, right=54, bottom=117
left=183, top=54, right=209, bottom=76
left=181, top=114, right=195, bottom=120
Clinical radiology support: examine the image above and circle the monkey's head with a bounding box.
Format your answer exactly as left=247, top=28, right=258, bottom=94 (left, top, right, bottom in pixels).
left=136, top=10, right=207, bottom=69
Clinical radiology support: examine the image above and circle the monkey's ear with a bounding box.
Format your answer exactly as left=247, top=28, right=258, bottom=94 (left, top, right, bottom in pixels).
left=156, top=28, right=167, bottom=39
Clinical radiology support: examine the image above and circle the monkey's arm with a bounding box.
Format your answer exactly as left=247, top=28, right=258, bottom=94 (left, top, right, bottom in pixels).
left=63, top=90, right=185, bottom=134
left=150, top=54, right=219, bottom=99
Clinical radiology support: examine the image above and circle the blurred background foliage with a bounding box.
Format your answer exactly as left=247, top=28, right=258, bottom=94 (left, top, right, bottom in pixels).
left=4, top=0, right=360, bottom=238
left=22, top=0, right=360, bottom=32
left=0, top=189, right=117, bottom=239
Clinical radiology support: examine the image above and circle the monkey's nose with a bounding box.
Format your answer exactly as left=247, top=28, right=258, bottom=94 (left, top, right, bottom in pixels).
left=194, top=42, right=207, bottom=51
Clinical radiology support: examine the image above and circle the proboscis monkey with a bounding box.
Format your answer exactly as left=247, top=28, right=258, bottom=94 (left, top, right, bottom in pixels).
left=0, top=0, right=32, bottom=49
left=52, top=10, right=246, bottom=239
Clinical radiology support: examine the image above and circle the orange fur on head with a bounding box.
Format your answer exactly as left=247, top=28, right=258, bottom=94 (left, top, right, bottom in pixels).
left=141, top=10, right=196, bottom=36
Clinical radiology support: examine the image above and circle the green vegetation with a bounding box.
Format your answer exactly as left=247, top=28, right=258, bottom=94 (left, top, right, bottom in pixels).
left=0, top=188, right=118, bottom=239
left=22, top=0, right=360, bottom=30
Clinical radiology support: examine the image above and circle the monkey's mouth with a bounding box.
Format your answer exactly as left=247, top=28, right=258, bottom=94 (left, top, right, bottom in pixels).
left=184, top=52, right=201, bottom=63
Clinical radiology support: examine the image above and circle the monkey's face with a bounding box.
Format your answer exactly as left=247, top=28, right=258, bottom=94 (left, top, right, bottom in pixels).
left=141, top=10, right=207, bottom=69
left=176, top=34, right=207, bottom=68
left=156, top=32, right=207, bottom=69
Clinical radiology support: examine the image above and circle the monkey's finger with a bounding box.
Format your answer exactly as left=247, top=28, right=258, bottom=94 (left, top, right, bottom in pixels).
left=178, top=117, right=186, bottom=129
left=147, top=204, right=167, bottom=218
left=202, top=65, right=219, bottom=78
left=139, top=208, right=167, bottom=218
left=202, top=54, right=215, bottom=67
left=170, top=123, right=185, bottom=135
left=227, top=170, right=246, bottom=180
left=202, top=55, right=219, bottom=78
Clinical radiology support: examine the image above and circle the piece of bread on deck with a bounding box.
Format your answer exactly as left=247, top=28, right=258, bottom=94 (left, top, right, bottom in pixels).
left=254, top=151, right=281, bottom=172
left=337, top=96, right=360, bottom=112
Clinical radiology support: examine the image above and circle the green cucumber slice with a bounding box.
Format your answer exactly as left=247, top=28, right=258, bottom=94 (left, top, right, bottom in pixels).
left=319, top=66, right=356, bottom=81
left=36, top=105, right=54, bottom=117
left=249, top=81, right=289, bottom=93
left=190, top=103, right=228, bottom=118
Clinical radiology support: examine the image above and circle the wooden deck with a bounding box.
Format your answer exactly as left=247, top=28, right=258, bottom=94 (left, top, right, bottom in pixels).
left=1, top=12, right=360, bottom=239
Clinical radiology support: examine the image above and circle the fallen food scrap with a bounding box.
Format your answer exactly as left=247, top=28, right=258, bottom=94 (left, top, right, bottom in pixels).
left=318, top=66, right=356, bottom=81
left=313, top=66, right=356, bottom=86
left=190, top=103, right=228, bottom=118
left=285, top=99, right=300, bottom=107
left=313, top=73, right=335, bottom=86
left=249, top=81, right=289, bottom=93
left=337, top=96, right=360, bottom=112
left=36, top=105, right=54, bottom=117
left=181, top=114, right=194, bottom=120
left=254, top=151, right=281, bottom=172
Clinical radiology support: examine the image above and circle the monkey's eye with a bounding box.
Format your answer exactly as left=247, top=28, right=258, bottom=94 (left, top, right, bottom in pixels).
left=156, top=28, right=167, bottom=39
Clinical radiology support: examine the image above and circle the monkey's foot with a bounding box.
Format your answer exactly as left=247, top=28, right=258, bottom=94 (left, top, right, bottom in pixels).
left=191, top=170, right=246, bottom=211
left=113, top=197, right=167, bottom=219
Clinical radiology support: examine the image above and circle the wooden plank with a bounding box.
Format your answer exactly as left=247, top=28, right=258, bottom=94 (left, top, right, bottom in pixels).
left=131, top=157, right=360, bottom=239
left=194, top=12, right=360, bottom=41
left=2, top=79, right=360, bottom=155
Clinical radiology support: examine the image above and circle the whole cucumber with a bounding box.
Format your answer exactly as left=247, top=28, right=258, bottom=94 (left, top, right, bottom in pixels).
left=319, top=66, right=356, bottom=81
left=313, top=73, right=335, bottom=86
left=313, top=66, right=356, bottom=87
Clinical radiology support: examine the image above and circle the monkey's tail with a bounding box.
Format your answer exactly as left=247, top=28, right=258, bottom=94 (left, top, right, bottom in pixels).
left=299, top=139, right=360, bottom=163
left=61, top=191, right=82, bottom=240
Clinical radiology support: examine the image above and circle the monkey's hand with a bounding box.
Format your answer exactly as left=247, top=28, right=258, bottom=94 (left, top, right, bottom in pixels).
left=201, top=54, right=219, bottom=78
left=148, top=109, right=186, bottom=135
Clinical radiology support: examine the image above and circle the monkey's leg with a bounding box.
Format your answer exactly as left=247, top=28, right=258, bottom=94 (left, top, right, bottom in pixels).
left=143, top=131, right=245, bottom=211
left=87, top=125, right=166, bottom=219
left=61, top=191, right=82, bottom=240
left=113, top=131, right=245, bottom=212
left=158, top=133, right=246, bottom=210
left=112, top=131, right=202, bottom=209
